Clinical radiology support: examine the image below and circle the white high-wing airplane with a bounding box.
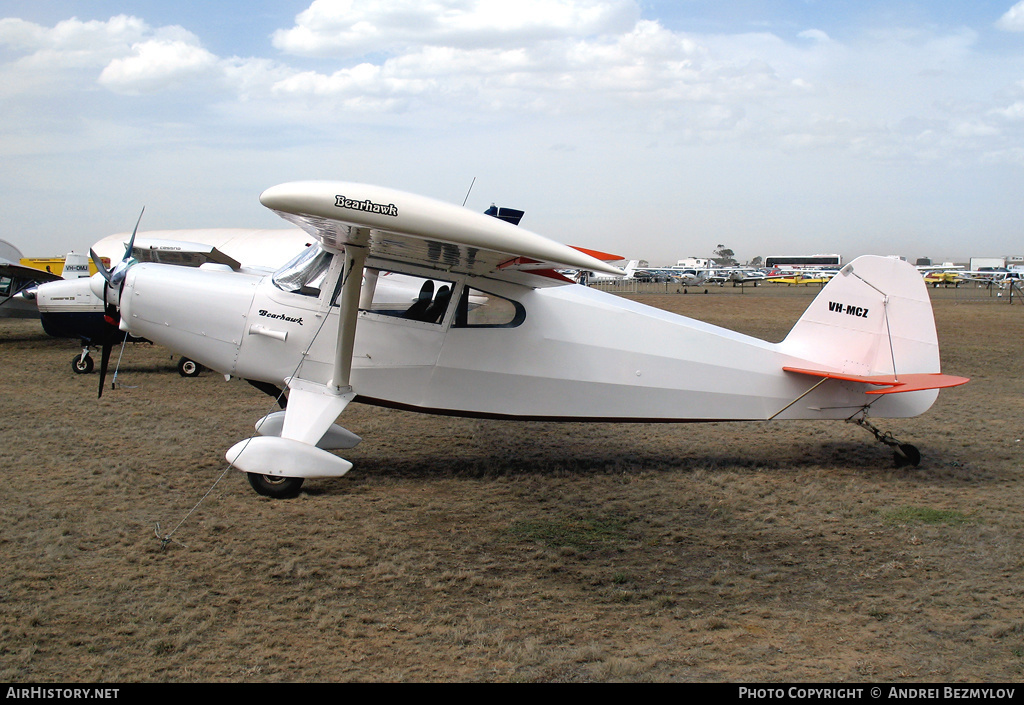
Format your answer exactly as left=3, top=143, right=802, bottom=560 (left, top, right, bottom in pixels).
left=1, top=256, right=62, bottom=318
left=727, top=267, right=769, bottom=285
left=955, top=268, right=1023, bottom=289
left=656, top=264, right=712, bottom=287
left=95, top=181, right=968, bottom=498
left=1, top=251, right=101, bottom=319
left=0, top=239, right=92, bottom=318
left=670, top=269, right=709, bottom=286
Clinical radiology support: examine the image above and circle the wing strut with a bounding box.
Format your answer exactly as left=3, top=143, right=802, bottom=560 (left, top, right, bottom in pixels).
left=227, top=232, right=370, bottom=480
left=331, top=236, right=368, bottom=390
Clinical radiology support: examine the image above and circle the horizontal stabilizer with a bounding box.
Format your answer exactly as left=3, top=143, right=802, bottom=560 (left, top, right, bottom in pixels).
left=783, top=367, right=970, bottom=395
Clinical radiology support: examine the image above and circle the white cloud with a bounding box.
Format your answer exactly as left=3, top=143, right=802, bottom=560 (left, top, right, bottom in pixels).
left=271, top=0, right=640, bottom=57
left=797, top=29, right=831, bottom=43
left=0, top=17, right=49, bottom=50
left=262, top=18, right=798, bottom=122
left=0, top=14, right=229, bottom=97
left=2, top=4, right=1018, bottom=166
left=0, top=15, right=281, bottom=98
left=989, top=100, right=1024, bottom=120
left=98, top=38, right=218, bottom=94
left=0, top=15, right=149, bottom=69
left=996, top=1, right=1024, bottom=31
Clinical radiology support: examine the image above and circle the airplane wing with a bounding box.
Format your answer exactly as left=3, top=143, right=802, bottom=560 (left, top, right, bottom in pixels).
left=91, top=229, right=315, bottom=271
left=1, top=256, right=63, bottom=318
left=955, top=270, right=1017, bottom=285
left=1, top=257, right=63, bottom=285
left=129, top=238, right=242, bottom=270
left=259, top=181, right=624, bottom=285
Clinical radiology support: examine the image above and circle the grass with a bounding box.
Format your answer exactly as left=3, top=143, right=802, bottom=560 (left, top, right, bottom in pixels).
left=879, top=506, right=975, bottom=526
left=505, top=513, right=633, bottom=551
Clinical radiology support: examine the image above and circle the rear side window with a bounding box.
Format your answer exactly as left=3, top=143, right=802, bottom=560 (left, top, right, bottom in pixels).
left=453, top=286, right=525, bottom=328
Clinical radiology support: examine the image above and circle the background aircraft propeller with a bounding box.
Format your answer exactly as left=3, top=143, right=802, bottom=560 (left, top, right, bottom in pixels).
left=89, top=208, right=143, bottom=398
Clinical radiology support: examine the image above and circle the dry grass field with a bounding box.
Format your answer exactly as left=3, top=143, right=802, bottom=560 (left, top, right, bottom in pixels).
left=0, top=284, right=1021, bottom=683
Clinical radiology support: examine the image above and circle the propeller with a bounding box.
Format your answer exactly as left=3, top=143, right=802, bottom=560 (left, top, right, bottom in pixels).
left=89, top=207, right=144, bottom=398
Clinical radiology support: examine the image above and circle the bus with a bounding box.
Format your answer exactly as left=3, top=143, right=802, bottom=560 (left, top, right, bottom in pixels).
left=763, top=254, right=842, bottom=270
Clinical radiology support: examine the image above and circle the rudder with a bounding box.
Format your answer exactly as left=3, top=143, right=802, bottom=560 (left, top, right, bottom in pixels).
left=778, top=256, right=941, bottom=378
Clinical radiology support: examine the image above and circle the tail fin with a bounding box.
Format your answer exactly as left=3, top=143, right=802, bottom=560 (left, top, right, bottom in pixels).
left=778, top=256, right=941, bottom=378
left=61, top=252, right=92, bottom=279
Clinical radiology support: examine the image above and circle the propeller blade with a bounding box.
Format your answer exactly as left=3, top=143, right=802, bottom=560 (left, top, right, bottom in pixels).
left=109, top=207, right=145, bottom=290
left=97, top=340, right=113, bottom=399
left=90, top=248, right=111, bottom=283
left=95, top=207, right=145, bottom=399
left=124, top=207, right=145, bottom=261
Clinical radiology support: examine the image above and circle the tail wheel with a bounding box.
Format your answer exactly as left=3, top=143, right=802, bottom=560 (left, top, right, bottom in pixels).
left=894, top=444, right=921, bottom=468
left=247, top=473, right=304, bottom=499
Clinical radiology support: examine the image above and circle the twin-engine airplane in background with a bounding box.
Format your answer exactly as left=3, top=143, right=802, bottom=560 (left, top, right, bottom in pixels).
left=37, top=225, right=317, bottom=376
left=93, top=181, right=967, bottom=498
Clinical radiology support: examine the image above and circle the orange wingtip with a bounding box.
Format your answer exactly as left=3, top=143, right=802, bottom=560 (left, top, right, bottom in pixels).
left=783, top=367, right=970, bottom=394
left=570, top=246, right=623, bottom=262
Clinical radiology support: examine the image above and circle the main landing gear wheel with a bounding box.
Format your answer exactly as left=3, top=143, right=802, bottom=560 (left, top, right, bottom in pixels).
left=72, top=354, right=94, bottom=374
left=177, top=357, right=201, bottom=377
left=247, top=473, right=304, bottom=499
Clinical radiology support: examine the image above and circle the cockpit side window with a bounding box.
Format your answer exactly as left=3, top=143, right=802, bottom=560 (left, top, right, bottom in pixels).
left=453, top=286, right=525, bottom=328
left=272, top=245, right=333, bottom=297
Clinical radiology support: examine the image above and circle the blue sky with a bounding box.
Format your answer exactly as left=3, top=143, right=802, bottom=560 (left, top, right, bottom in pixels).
left=2, top=1, right=1024, bottom=265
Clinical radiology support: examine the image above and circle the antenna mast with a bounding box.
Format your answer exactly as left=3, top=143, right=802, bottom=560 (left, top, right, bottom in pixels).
left=462, top=177, right=477, bottom=207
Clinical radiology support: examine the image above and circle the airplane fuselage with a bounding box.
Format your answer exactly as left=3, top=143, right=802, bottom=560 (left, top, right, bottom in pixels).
left=118, top=255, right=937, bottom=423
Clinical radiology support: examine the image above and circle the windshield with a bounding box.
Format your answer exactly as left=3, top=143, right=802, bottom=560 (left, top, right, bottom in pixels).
left=272, top=245, right=333, bottom=296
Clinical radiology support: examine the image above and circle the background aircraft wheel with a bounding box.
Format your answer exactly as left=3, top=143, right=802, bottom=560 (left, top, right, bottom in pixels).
left=247, top=473, right=304, bottom=499
left=71, top=354, right=93, bottom=374
left=177, top=357, right=201, bottom=377
left=893, top=443, right=921, bottom=468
